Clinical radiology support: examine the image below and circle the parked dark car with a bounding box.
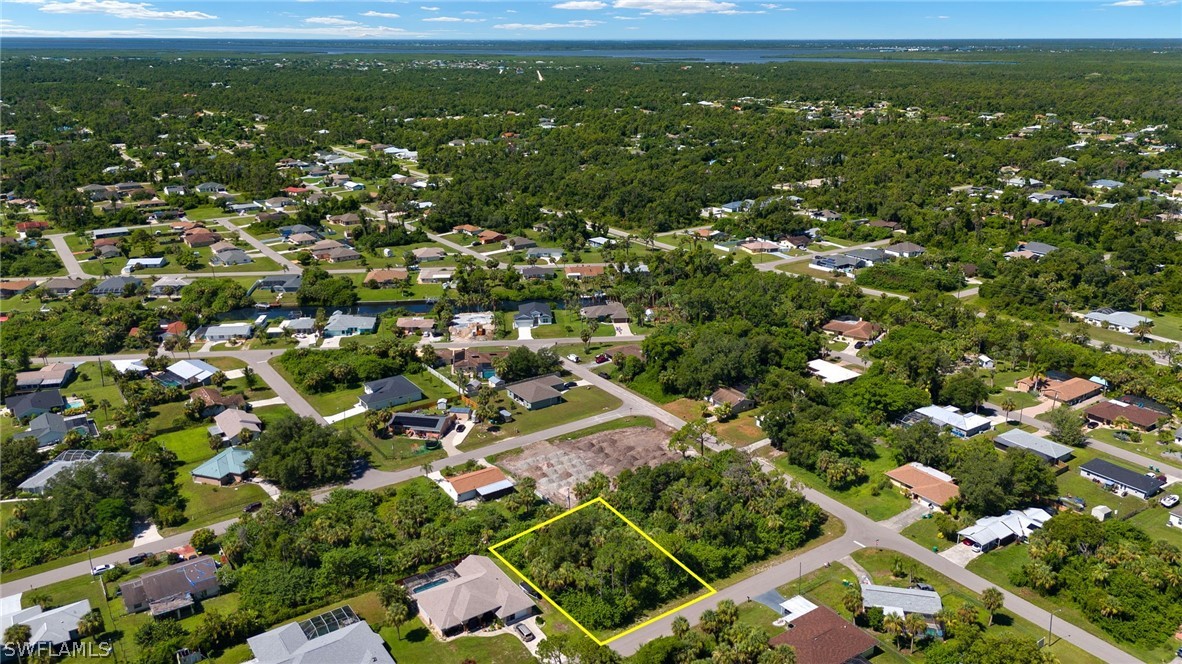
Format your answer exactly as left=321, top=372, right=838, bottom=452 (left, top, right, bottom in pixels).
left=519, top=582, right=541, bottom=599
left=456, top=424, right=466, bottom=432
left=854, top=341, right=865, bottom=349
left=594, top=353, right=610, bottom=364
left=128, top=553, right=149, bottom=565
left=243, top=502, right=263, bottom=513
left=910, top=583, right=935, bottom=592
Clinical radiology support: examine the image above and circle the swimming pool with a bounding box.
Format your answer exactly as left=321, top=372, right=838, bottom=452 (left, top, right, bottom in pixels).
left=66, top=397, right=86, bottom=409
left=412, top=578, right=450, bottom=594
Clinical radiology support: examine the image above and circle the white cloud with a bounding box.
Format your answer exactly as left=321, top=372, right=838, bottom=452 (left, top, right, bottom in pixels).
left=612, top=14, right=642, bottom=19
left=304, top=16, right=359, bottom=25
left=423, top=16, right=483, bottom=22
left=361, top=10, right=400, bottom=18
left=493, top=19, right=602, bottom=30
left=37, top=0, right=216, bottom=20
left=553, top=1, right=608, bottom=9
left=1107, top=0, right=1145, bottom=5
left=612, top=0, right=737, bottom=15
left=420, top=5, right=440, bottom=10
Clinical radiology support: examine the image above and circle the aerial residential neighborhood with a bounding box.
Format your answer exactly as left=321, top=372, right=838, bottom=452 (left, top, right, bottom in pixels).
left=1, top=18, right=1181, bottom=664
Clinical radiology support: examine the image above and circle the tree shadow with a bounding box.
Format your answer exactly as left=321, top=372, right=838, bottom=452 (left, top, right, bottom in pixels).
left=992, top=613, right=1014, bottom=628
left=404, top=626, right=430, bottom=643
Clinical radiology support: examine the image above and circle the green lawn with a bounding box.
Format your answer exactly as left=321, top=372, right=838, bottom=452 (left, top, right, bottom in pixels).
left=1144, top=312, right=1182, bottom=342
left=464, top=386, right=622, bottom=448
left=1057, top=446, right=1149, bottom=517
left=1058, top=322, right=1170, bottom=351
left=900, top=514, right=957, bottom=552
left=271, top=365, right=456, bottom=417
left=339, top=421, right=448, bottom=472
left=1088, top=427, right=1182, bottom=471
left=1125, top=505, right=1182, bottom=544
left=992, top=388, right=1041, bottom=410
left=714, top=410, right=767, bottom=446
left=772, top=447, right=913, bottom=521
left=854, top=549, right=1105, bottom=664
left=61, top=361, right=126, bottom=427
left=530, top=308, right=614, bottom=340
left=80, top=250, right=283, bottom=277
left=618, top=367, right=680, bottom=404
left=158, top=425, right=269, bottom=535
left=778, top=260, right=853, bottom=283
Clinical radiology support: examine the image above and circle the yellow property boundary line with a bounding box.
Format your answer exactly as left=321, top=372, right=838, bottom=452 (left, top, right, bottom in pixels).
left=488, top=496, right=717, bottom=646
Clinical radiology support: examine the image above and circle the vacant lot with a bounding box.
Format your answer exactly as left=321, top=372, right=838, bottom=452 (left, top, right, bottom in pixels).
left=500, top=425, right=677, bottom=505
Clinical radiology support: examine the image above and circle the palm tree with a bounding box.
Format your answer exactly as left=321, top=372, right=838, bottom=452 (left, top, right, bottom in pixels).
left=980, top=587, right=1004, bottom=626
left=76, top=609, right=104, bottom=640
left=1132, top=321, right=1153, bottom=342
left=98, top=399, right=112, bottom=424
left=671, top=615, right=690, bottom=640
left=1000, top=397, right=1017, bottom=424
left=378, top=583, right=413, bottom=640
left=903, top=612, right=927, bottom=652
left=882, top=614, right=904, bottom=648
left=841, top=585, right=863, bottom=617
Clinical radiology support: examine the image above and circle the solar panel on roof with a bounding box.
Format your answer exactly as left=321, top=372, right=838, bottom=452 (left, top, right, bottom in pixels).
left=298, top=605, right=359, bottom=640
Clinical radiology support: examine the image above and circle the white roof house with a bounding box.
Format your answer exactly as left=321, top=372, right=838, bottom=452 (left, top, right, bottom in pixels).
left=914, top=405, right=992, bottom=437
left=1083, top=309, right=1152, bottom=334
left=861, top=584, right=942, bottom=618
left=246, top=607, right=393, bottom=664
left=166, top=359, right=219, bottom=384
left=807, top=359, right=861, bottom=384
left=957, top=507, right=1053, bottom=550
left=0, top=597, right=92, bottom=648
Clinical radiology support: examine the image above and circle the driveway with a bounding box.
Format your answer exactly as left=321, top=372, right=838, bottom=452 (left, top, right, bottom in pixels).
left=46, top=234, right=87, bottom=277
left=614, top=323, right=633, bottom=336
left=510, top=615, right=545, bottom=657
left=326, top=405, right=366, bottom=424
left=517, top=326, right=533, bottom=340
left=941, top=542, right=985, bottom=567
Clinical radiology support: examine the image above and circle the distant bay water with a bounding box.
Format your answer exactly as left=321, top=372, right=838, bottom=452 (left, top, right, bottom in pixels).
left=3, top=38, right=1178, bottom=63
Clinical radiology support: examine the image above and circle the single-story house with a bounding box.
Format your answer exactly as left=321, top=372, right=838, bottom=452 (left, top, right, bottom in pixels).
left=212, top=246, right=254, bottom=266
left=287, top=232, right=319, bottom=246
left=476, top=230, right=506, bottom=245
left=183, top=229, right=222, bottom=247
left=440, top=466, right=516, bottom=503
left=110, top=359, right=150, bottom=375
left=518, top=265, right=556, bottom=280
left=514, top=302, right=553, bottom=328
left=411, top=247, right=447, bottom=261
left=90, top=227, right=131, bottom=239
left=779, top=235, right=812, bottom=251
left=326, top=213, right=361, bottom=227
left=807, top=359, right=861, bottom=384
left=0, top=280, right=37, bottom=299
left=196, top=323, right=253, bottom=342
left=418, top=267, right=455, bottom=284
left=0, top=598, right=92, bottom=652
left=93, top=244, right=122, bottom=260
left=811, top=255, right=860, bottom=274
left=739, top=240, right=780, bottom=254
left=452, top=224, right=482, bottom=236
left=387, top=412, right=454, bottom=440
left=884, top=242, right=926, bottom=258
left=245, top=608, right=394, bottom=664
left=16, top=450, right=124, bottom=495
left=908, top=405, right=992, bottom=438
left=357, top=375, right=423, bottom=411
left=319, top=246, right=362, bottom=263
left=527, top=247, right=563, bottom=261
left=707, top=386, right=754, bottom=414
left=503, top=237, right=537, bottom=251
left=1083, top=309, right=1152, bottom=334
left=843, top=248, right=888, bottom=266
left=120, top=556, right=220, bottom=619
left=160, top=359, right=220, bottom=387
left=90, top=275, right=142, bottom=296
left=395, top=317, right=436, bottom=335
left=767, top=598, right=877, bottom=664
left=195, top=182, right=226, bottom=194
left=580, top=301, right=628, bottom=323
left=822, top=319, right=883, bottom=342
left=189, top=387, right=246, bottom=417
left=862, top=584, right=942, bottom=619
left=1169, top=511, right=1182, bottom=529
left=191, top=446, right=254, bottom=485
left=150, top=276, right=191, bottom=297
left=364, top=268, right=408, bottom=287
left=506, top=375, right=566, bottom=410
left=209, top=409, right=263, bottom=445
left=565, top=265, right=605, bottom=280
left=15, top=363, right=75, bottom=392
left=1017, top=374, right=1105, bottom=406
left=885, top=462, right=960, bottom=511
left=1079, top=458, right=1162, bottom=500
left=993, top=430, right=1075, bottom=464
left=14, top=412, right=97, bottom=450
left=251, top=274, right=302, bottom=293
left=414, top=555, right=536, bottom=637
left=40, top=277, right=88, bottom=296
left=323, top=311, right=377, bottom=338
left=957, top=507, right=1053, bottom=552
left=4, top=390, right=65, bottom=421
left=1089, top=179, right=1123, bottom=190
left=1084, top=400, right=1164, bottom=431
left=123, top=257, right=167, bottom=272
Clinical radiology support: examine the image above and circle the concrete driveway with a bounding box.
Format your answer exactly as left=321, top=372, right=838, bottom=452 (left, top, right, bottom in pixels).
left=517, top=326, right=533, bottom=340
left=940, top=542, right=984, bottom=567
left=326, top=405, right=366, bottom=424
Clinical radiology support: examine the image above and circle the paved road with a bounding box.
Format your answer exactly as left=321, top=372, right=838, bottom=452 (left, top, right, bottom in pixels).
left=608, top=458, right=1142, bottom=663
left=209, top=217, right=302, bottom=272
left=992, top=400, right=1182, bottom=478
left=45, top=234, right=87, bottom=277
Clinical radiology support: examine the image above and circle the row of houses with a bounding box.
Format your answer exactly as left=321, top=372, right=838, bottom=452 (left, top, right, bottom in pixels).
left=811, top=242, right=926, bottom=274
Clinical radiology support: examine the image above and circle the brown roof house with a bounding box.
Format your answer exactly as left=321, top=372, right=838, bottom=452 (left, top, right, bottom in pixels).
left=364, top=268, right=408, bottom=288
left=768, top=598, right=877, bottom=664
left=822, top=318, right=883, bottom=342
left=439, top=466, right=516, bottom=503
left=189, top=386, right=246, bottom=417
left=885, top=462, right=959, bottom=512
left=1084, top=400, right=1165, bottom=431
left=413, top=555, right=536, bottom=637
left=1017, top=375, right=1104, bottom=406
left=120, top=556, right=220, bottom=619
left=707, top=387, right=754, bottom=414
left=15, top=363, right=75, bottom=392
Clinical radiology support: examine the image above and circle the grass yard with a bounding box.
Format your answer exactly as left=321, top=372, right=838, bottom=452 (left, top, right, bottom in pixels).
left=464, top=386, right=622, bottom=448
left=771, top=447, right=912, bottom=522
left=619, top=367, right=680, bottom=404
left=1057, top=447, right=1149, bottom=517
left=61, top=361, right=126, bottom=427
left=663, top=397, right=709, bottom=422
left=992, top=388, right=1041, bottom=410
left=1144, top=312, right=1182, bottom=342
left=1088, top=428, right=1182, bottom=470
left=1125, top=505, right=1182, bottom=544
left=157, top=425, right=269, bottom=535
left=275, top=366, right=456, bottom=418
left=1058, top=322, right=1170, bottom=351
left=714, top=410, right=767, bottom=446
left=853, top=549, right=1105, bottom=664
left=777, top=260, right=853, bottom=283
left=899, top=515, right=957, bottom=552
left=529, top=308, right=615, bottom=340
left=340, top=422, right=448, bottom=472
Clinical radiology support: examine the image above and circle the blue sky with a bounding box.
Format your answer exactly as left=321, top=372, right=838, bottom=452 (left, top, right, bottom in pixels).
left=1, top=0, right=1179, bottom=39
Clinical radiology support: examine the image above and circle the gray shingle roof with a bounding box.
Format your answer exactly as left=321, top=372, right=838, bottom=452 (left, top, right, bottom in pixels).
left=994, top=430, right=1074, bottom=462
left=861, top=584, right=943, bottom=616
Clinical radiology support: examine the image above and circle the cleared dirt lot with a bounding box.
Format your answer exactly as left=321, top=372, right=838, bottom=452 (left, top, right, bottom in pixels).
left=500, top=425, right=677, bottom=505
